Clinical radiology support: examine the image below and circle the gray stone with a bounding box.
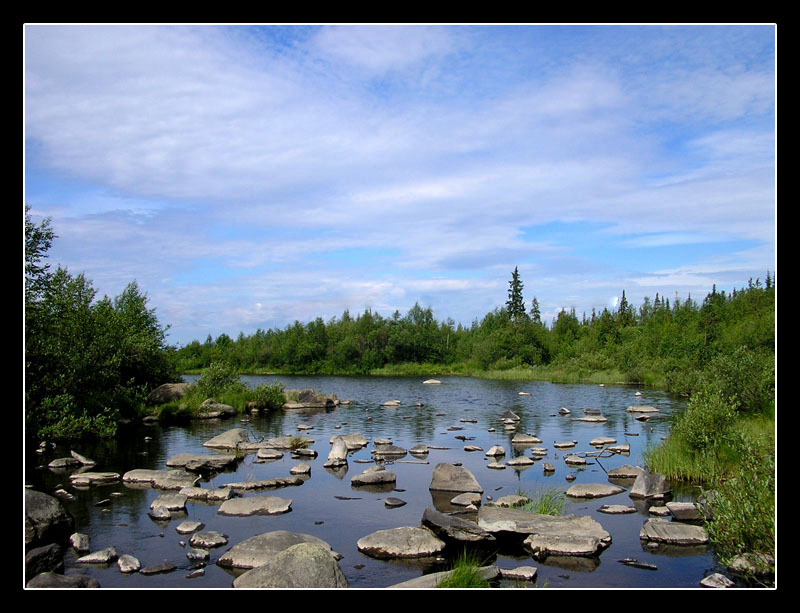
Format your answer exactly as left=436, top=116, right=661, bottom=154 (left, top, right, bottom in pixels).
left=666, top=501, right=702, bottom=521
left=566, top=483, right=626, bottom=499
left=202, top=428, right=251, bottom=449
left=701, top=573, right=735, bottom=588
left=70, top=532, right=90, bottom=552
left=233, top=543, right=349, bottom=588
left=69, top=472, right=121, bottom=486
left=451, top=492, right=482, bottom=507
left=639, top=518, right=708, bottom=545
left=218, top=495, right=292, bottom=516
left=499, top=566, right=538, bottom=582
left=150, top=493, right=188, bottom=513
left=608, top=464, right=644, bottom=479
left=324, top=435, right=349, bottom=467
left=421, top=507, right=496, bottom=545
left=429, top=463, right=483, bottom=494
left=179, top=486, right=233, bottom=502
left=122, top=469, right=198, bottom=490
left=485, top=445, right=505, bottom=457
left=189, top=531, right=229, bottom=548
left=511, top=433, right=542, bottom=445
left=290, top=463, right=311, bottom=475
left=176, top=520, right=205, bottom=534
left=218, top=530, right=340, bottom=569
left=76, top=547, right=118, bottom=564
left=165, top=453, right=238, bottom=473
left=389, top=566, right=500, bottom=588
left=196, top=398, right=237, bottom=419
left=69, top=450, right=96, bottom=466
left=225, top=476, right=304, bottom=491
left=627, top=405, right=659, bottom=413
left=25, top=543, right=64, bottom=581
left=597, top=504, right=637, bottom=514
left=146, top=382, right=190, bottom=405
left=629, top=471, right=672, bottom=499
left=27, top=572, right=100, bottom=588
left=140, top=561, right=176, bottom=575
left=357, top=526, right=446, bottom=559
left=351, top=468, right=397, bottom=486
left=524, top=533, right=606, bottom=559
left=117, top=554, right=141, bottom=573
left=25, top=490, right=75, bottom=550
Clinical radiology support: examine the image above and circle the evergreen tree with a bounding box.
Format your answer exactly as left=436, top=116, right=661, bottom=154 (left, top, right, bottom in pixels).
left=530, top=296, right=541, bottom=324
left=506, top=266, right=527, bottom=325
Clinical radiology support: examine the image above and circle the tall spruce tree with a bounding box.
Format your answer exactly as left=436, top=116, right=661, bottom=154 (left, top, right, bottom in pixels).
left=506, top=266, right=527, bottom=325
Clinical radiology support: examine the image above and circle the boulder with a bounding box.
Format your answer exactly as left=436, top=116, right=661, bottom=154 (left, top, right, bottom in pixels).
left=429, top=463, right=483, bottom=494
left=629, top=471, right=672, bottom=499
left=351, top=467, right=397, bottom=487
left=608, top=464, right=644, bottom=480
left=666, top=501, right=703, bottom=521
left=217, top=530, right=340, bottom=569
left=357, top=526, right=446, bottom=559
left=477, top=506, right=612, bottom=553
left=25, top=543, right=64, bottom=581
left=189, top=531, right=229, bottom=548
left=69, top=472, right=120, bottom=487
left=485, top=445, right=505, bottom=457
left=196, top=399, right=237, bottom=419
left=627, top=405, right=659, bottom=413
left=146, top=383, right=190, bottom=405
left=25, top=490, right=75, bottom=551
left=524, top=533, right=606, bottom=559
left=76, top=547, right=118, bottom=564
left=27, top=572, right=100, bottom=588
left=511, top=433, right=542, bottom=445
left=232, top=543, right=349, bottom=588
left=331, top=433, right=368, bottom=450
left=179, top=486, right=233, bottom=502
left=117, top=554, right=141, bottom=574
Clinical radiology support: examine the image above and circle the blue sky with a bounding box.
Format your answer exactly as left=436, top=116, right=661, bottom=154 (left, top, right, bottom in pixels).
left=24, top=24, right=776, bottom=346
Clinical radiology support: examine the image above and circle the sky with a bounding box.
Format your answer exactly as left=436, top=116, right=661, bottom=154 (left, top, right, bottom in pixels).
left=24, top=24, right=776, bottom=347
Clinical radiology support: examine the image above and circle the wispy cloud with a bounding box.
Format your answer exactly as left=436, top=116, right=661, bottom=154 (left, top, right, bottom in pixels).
left=24, top=24, right=776, bottom=343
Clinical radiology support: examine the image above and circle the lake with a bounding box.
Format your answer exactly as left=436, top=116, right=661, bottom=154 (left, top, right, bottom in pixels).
left=25, top=374, right=724, bottom=589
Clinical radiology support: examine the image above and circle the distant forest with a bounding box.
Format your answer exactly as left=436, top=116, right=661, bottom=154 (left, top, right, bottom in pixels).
left=174, top=268, right=775, bottom=397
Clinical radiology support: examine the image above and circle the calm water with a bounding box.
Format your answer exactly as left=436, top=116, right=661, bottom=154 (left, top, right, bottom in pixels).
left=26, top=375, right=726, bottom=589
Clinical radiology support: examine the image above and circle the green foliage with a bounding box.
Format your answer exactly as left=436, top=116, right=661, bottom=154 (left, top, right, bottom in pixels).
left=436, top=551, right=492, bottom=588
left=251, top=381, right=287, bottom=411
left=193, top=361, right=247, bottom=398
left=25, top=210, right=176, bottom=441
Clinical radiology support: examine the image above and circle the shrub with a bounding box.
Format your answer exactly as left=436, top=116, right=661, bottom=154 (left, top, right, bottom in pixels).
left=193, top=361, right=246, bottom=398
left=251, top=381, right=286, bottom=411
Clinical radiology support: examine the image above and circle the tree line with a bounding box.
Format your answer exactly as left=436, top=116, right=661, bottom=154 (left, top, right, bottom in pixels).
left=174, top=264, right=775, bottom=405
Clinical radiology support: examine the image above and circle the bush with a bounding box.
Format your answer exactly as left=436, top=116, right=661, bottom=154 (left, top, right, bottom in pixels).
left=251, top=381, right=286, bottom=411
left=671, top=387, right=737, bottom=453
left=193, top=361, right=246, bottom=398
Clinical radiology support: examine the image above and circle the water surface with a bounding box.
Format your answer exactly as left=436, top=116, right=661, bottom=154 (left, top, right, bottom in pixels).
left=26, top=375, right=724, bottom=589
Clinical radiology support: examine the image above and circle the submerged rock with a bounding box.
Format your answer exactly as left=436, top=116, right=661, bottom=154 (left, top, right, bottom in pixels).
left=429, top=463, right=483, bottom=494
left=639, top=518, right=708, bottom=545
left=217, top=530, right=341, bottom=569
left=217, top=495, right=292, bottom=516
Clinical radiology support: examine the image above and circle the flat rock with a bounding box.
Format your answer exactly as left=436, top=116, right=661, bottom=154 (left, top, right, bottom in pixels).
left=189, top=531, right=229, bottom=548
left=76, top=547, right=118, bottom=564
left=629, top=471, right=672, bottom=499
left=150, top=493, right=188, bottom=512
left=117, top=554, right=141, bottom=573
left=122, top=469, right=198, bottom=490
left=572, top=416, right=608, bottom=423
left=507, top=456, right=535, bottom=467
left=179, top=486, right=233, bottom=502
left=218, top=530, right=340, bottom=569
left=351, top=468, right=397, bottom=486
left=477, top=506, right=611, bottom=551
left=357, top=526, right=446, bottom=559
left=69, top=472, right=121, bottom=486
left=566, top=484, right=626, bottom=499
left=598, top=504, right=637, bottom=514
left=608, top=464, right=644, bottom=479
left=176, top=520, right=205, bottom=534
left=666, top=501, right=703, bottom=521
left=140, top=561, right=176, bottom=575
left=524, top=533, right=607, bottom=559
left=218, top=495, right=292, bottom=516
left=232, top=543, right=349, bottom=588
left=165, top=453, right=238, bottom=472
left=499, top=566, right=538, bottom=582
left=225, top=476, right=304, bottom=491
left=202, top=428, right=251, bottom=449
left=511, top=433, right=542, bottom=445
left=627, top=405, right=659, bottom=413
left=451, top=492, right=482, bottom=507
left=639, top=518, right=708, bottom=545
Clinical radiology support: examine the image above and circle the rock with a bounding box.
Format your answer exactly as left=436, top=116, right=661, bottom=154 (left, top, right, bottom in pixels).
left=217, top=530, right=341, bottom=569
left=150, top=493, right=188, bottom=513
left=421, top=507, right=496, bottom=546
left=357, top=526, right=446, bottom=559
left=493, top=495, right=530, bottom=508
left=196, top=398, right=237, bottom=419
left=382, top=400, right=402, bottom=406
left=189, top=531, right=229, bottom=548
left=566, top=484, right=626, bottom=499
left=666, top=501, right=702, bottom=521
left=331, top=433, right=368, bottom=450
left=485, top=445, right=505, bottom=457
left=627, top=405, right=659, bottom=413
left=558, top=407, right=571, bottom=414
left=384, top=497, right=407, bottom=508
left=590, top=437, right=617, bottom=446
left=25, top=543, right=64, bottom=581
left=701, top=573, right=736, bottom=588
left=117, top=554, right=141, bottom=573
left=27, top=572, right=100, bottom=588
left=146, top=382, right=190, bottom=405
left=165, top=453, right=238, bottom=473
left=608, top=464, right=644, bottom=479
left=429, top=463, right=483, bottom=494
left=542, top=463, right=555, bottom=473
left=499, top=566, right=538, bottom=582
left=179, top=486, right=233, bottom=502
left=501, top=411, right=521, bottom=422
left=122, top=469, right=198, bottom=490
left=477, top=506, right=612, bottom=552
left=507, top=456, right=535, bottom=467
left=554, top=441, right=577, bottom=449
left=48, top=457, right=82, bottom=469
left=608, top=443, right=631, bottom=454
left=217, top=495, right=292, bottom=516
left=639, top=518, right=708, bottom=545
left=140, top=561, right=176, bottom=575
left=728, top=552, right=775, bottom=577
left=351, top=468, right=397, bottom=486
left=464, top=445, right=483, bottom=452
left=423, top=379, right=441, bottom=384
left=389, top=565, right=500, bottom=588
left=70, top=532, right=90, bottom=553
left=69, top=450, right=96, bottom=466
left=629, top=470, right=672, bottom=499
left=76, top=547, right=118, bottom=564
left=257, top=448, right=283, bottom=460
left=176, top=520, right=205, bottom=534
left=512, top=433, right=542, bottom=445
left=451, top=492, right=482, bottom=507
left=564, top=455, right=587, bottom=466
left=487, top=462, right=506, bottom=469
left=290, top=463, right=311, bottom=475
left=573, top=415, right=608, bottom=423
left=69, top=472, right=121, bottom=486
left=186, top=548, right=209, bottom=562
left=410, top=444, right=430, bottom=455
left=525, top=533, right=606, bottom=559
left=372, top=444, right=407, bottom=459
left=202, top=428, right=251, bottom=450
left=233, top=543, right=349, bottom=588
left=261, top=435, right=315, bottom=450
left=25, top=490, right=75, bottom=550
left=597, top=504, right=637, bottom=514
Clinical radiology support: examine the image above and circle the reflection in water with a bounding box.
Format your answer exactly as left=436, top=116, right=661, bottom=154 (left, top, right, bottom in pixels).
left=25, top=375, right=726, bottom=589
